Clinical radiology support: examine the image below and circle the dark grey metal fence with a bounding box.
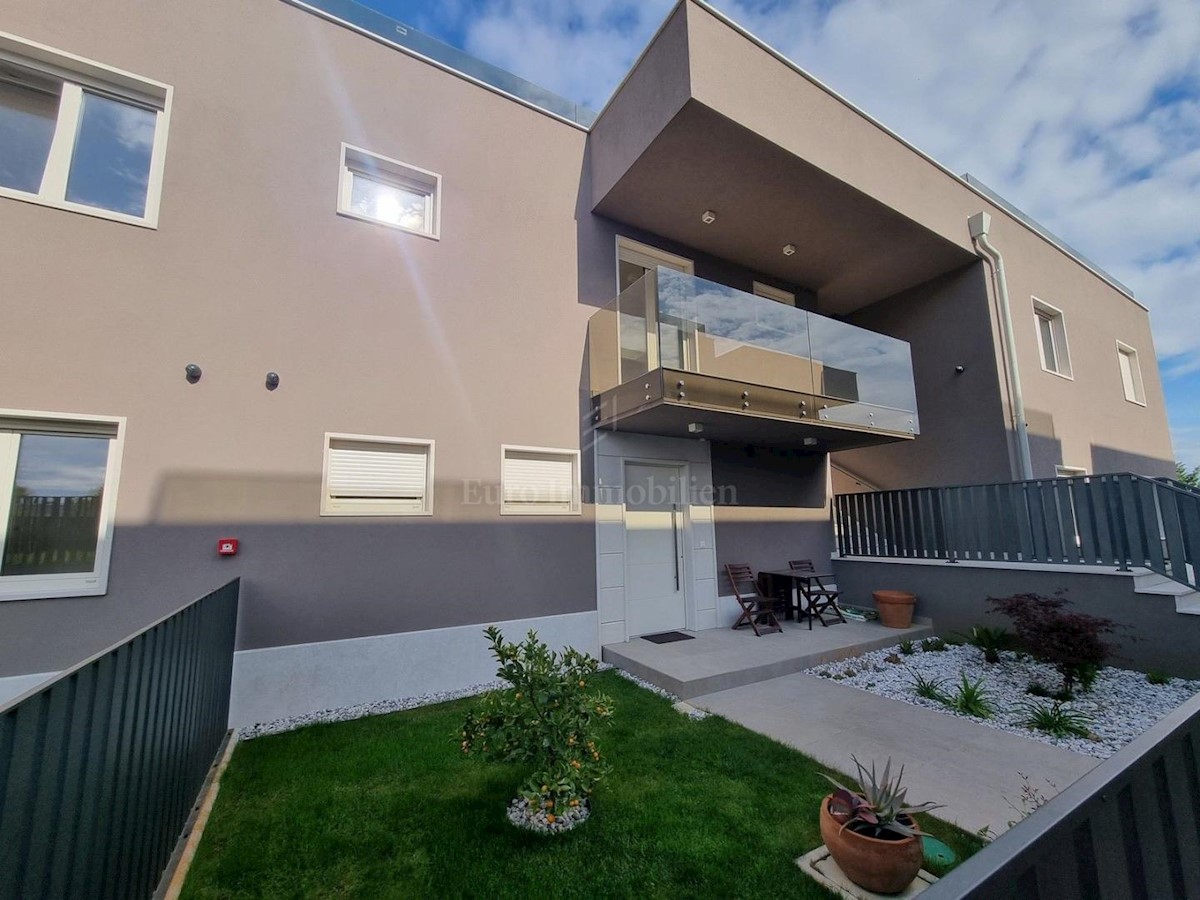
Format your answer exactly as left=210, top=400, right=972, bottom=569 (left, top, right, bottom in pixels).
left=835, top=473, right=1200, bottom=591
left=0, top=579, right=239, bottom=900
left=923, top=689, right=1200, bottom=899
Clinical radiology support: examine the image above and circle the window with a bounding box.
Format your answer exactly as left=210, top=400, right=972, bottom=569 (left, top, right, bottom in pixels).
left=321, top=434, right=434, bottom=516
left=1032, top=298, right=1072, bottom=378
left=501, top=446, right=580, bottom=515
left=337, top=143, right=440, bottom=238
left=0, top=410, right=124, bottom=602
left=1116, top=341, right=1146, bottom=405
left=0, top=31, right=171, bottom=226
left=752, top=281, right=796, bottom=306
left=615, top=236, right=693, bottom=292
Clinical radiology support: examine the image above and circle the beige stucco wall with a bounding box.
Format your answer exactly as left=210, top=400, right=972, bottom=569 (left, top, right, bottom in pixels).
left=0, top=0, right=598, bottom=672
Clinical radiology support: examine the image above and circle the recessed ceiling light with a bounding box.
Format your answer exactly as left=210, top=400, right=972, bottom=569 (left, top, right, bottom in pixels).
left=701, top=210, right=717, bottom=224
left=783, top=243, right=796, bottom=256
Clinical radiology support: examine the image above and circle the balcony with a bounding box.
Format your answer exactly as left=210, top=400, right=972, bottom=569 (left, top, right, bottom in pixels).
left=588, top=268, right=919, bottom=450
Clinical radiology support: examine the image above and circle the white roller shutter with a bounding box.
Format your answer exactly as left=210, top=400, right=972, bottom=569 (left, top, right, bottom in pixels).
left=502, top=448, right=578, bottom=513
left=324, top=437, right=431, bottom=514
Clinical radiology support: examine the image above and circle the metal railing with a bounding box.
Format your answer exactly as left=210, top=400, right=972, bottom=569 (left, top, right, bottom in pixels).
left=923, top=689, right=1200, bottom=899
left=835, top=473, right=1200, bottom=591
left=0, top=579, right=240, bottom=900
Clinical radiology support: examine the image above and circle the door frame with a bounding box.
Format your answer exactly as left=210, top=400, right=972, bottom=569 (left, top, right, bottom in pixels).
left=621, top=458, right=693, bottom=639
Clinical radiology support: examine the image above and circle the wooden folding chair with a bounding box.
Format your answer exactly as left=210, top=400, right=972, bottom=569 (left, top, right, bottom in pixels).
left=725, top=564, right=782, bottom=636
left=788, top=559, right=847, bottom=628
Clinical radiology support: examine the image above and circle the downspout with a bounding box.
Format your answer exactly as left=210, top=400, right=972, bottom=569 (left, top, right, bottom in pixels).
left=968, top=212, right=1034, bottom=481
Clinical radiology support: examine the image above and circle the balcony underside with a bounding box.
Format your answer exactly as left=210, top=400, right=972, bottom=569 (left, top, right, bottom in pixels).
left=592, top=369, right=915, bottom=452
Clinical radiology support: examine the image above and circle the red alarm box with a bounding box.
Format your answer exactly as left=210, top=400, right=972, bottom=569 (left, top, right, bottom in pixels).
left=217, top=538, right=239, bottom=556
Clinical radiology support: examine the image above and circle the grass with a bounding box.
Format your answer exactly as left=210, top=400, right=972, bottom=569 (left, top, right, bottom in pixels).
left=183, top=672, right=983, bottom=899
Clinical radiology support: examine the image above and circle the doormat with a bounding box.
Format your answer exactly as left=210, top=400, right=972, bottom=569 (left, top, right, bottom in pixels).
left=641, top=631, right=694, bottom=644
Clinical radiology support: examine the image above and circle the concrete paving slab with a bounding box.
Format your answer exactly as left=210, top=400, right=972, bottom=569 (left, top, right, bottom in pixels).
left=691, top=673, right=1099, bottom=836
left=602, top=619, right=931, bottom=699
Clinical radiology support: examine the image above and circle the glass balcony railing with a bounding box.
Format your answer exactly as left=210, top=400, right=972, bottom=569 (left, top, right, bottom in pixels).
left=588, top=267, right=919, bottom=435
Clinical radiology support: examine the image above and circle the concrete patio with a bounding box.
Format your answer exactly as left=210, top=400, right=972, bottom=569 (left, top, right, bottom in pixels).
left=602, top=618, right=932, bottom=699
left=690, top=673, right=1101, bottom=836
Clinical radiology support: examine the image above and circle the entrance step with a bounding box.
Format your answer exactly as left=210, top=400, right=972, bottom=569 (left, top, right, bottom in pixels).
left=602, top=619, right=932, bottom=700
left=1133, top=573, right=1200, bottom=614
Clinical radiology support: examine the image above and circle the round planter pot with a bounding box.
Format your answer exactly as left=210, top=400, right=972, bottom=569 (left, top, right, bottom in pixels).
left=819, top=795, right=923, bottom=895
left=872, top=590, right=916, bottom=629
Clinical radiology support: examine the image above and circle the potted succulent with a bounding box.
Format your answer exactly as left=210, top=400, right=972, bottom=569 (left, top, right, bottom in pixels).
left=820, top=757, right=941, bottom=894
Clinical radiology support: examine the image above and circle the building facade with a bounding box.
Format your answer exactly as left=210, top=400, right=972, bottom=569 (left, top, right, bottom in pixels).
left=0, top=0, right=1174, bottom=723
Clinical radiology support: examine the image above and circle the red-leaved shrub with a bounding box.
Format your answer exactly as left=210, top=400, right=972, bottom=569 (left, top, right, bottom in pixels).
left=988, top=593, right=1120, bottom=694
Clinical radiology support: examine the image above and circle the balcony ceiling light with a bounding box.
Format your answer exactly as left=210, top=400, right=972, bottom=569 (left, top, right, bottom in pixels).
left=701, top=209, right=717, bottom=224
left=783, top=243, right=797, bottom=256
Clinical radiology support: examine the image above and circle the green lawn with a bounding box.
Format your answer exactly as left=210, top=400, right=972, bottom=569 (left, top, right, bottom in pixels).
left=183, top=672, right=983, bottom=899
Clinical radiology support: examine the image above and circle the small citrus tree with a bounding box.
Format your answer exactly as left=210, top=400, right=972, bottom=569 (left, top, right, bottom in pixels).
left=461, top=627, right=613, bottom=823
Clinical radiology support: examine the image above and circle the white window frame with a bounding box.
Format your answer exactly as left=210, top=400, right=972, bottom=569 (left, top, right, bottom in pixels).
left=1116, top=341, right=1146, bottom=406
left=615, top=236, right=694, bottom=291
left=0, top=30, right=172, bottom=228
left=320, top=433, right=435, bottom=517
left=0, top=408, right=125, bottom=602
left=1055, top=465, right=1088, bottom=478
left=1032, top=297, right=1073, bottom=379
left=336, top=142, right=441, bottom=239
left=500, top=445, right=581, bottom=516
left=752, top=281, right=796, bottom=306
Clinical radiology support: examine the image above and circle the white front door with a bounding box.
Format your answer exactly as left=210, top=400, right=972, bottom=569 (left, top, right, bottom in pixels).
left=624, top=463, right=687, bottom=636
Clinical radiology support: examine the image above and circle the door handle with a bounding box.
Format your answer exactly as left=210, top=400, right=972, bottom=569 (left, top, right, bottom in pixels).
left=671, top=504, right=681, bottom=590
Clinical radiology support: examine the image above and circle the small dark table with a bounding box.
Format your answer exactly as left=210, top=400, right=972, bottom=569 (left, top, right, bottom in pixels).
left=758, top=568, right=842, bottom=629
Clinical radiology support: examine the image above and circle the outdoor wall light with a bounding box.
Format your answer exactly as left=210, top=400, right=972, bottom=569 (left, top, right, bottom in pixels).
left=955, top=365, right=966, bottom=374
left=803, top=437, right=819, bottom=447
left=701, top=209, right=717, bottom=224
left=185, top=363, right=202, bottom=383
left=688, top=422, right=704, bottom=434
left=265, top=371, right=280, bottom=390
left=782, top=243, right=796, bottom=256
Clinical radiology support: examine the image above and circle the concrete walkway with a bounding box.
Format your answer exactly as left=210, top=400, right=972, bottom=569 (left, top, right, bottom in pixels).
left=690, top=673, right=1100, bottom=836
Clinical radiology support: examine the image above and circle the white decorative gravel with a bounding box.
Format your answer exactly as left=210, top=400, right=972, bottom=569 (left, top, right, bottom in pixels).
left=506, top=796, right=590, bottom=833
left=238, top=680, right=509, bottom=739
left=239, top=661, right=706, bottom=740
left=804, top=644, right=1200, bottom=759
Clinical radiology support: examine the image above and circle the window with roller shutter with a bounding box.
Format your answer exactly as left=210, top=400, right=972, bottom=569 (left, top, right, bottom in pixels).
left=500, top=446, right=580, bottom=515
left=321, top=434, right=434, bottom=516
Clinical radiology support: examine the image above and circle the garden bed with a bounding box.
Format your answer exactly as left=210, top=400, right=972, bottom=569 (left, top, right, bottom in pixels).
left=805, top=642, right=1200, bottom=758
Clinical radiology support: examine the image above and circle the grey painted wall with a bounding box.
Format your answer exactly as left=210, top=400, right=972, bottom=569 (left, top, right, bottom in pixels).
left=833, top=559, right=1200, bottom=679
left=711, top=443, right=832, bottom=587
left=834, top=264, right=1013, bottom=488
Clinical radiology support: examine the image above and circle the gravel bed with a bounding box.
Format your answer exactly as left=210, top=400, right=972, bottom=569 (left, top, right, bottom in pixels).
left=805, top=644, right=1200, bottom=759
left=238, top=680, right=509, bottom=740
left=239, top=662, right=704, bottom=739
left=506, top=796, right=590, bottom=833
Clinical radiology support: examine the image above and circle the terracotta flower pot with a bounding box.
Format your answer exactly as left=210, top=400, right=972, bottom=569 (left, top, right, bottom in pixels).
left=819, top=794, right=923, bottom=895
left=872, top=590, right=916, bottom=629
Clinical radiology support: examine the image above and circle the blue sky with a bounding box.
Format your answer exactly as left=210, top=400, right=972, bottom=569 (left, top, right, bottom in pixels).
left=366, top=0, right=1200, bottom=467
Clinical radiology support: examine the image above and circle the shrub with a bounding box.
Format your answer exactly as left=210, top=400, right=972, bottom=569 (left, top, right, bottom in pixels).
left=1020, top=701, right=1092, bottom=739
left=921, top=637, right=948, bottom=653
left=898, top=639, right=916, bottom=656
left=948, top=674, right=993, bottom=718
left=989, top=593, right=1120, bottom=695
left=961, top=626, right=1012, bottom=664
left=461, top=627, right=613, bottom=815
left=911, top=673, right=950, bottom=703
left=1148, top=670, right=1172, bottom=686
